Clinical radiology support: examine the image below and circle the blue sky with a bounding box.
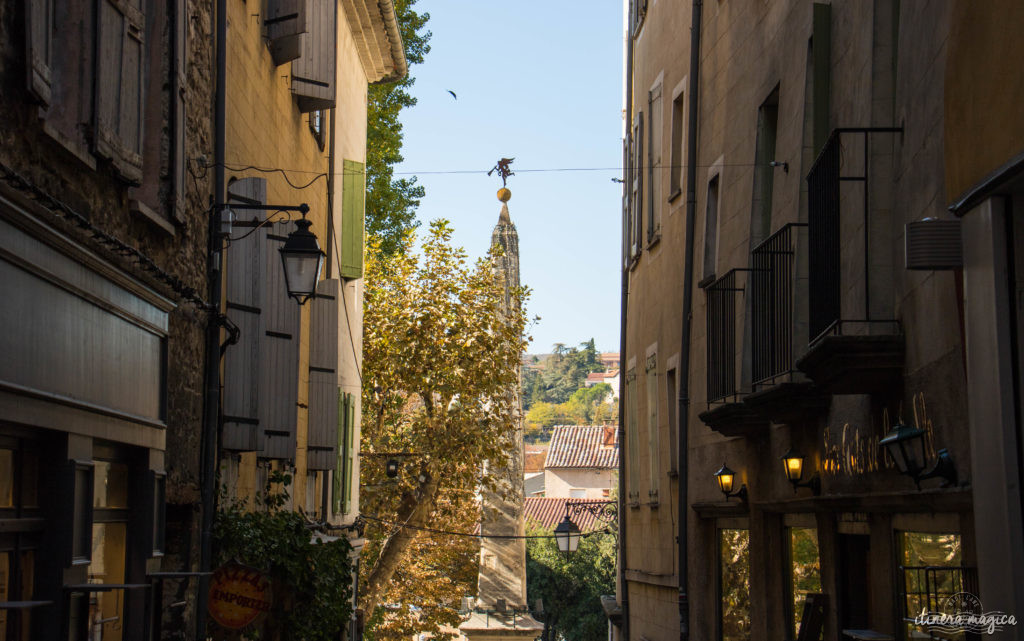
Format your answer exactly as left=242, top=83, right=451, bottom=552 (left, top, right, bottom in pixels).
left=394, top=2, right=625, bottom=353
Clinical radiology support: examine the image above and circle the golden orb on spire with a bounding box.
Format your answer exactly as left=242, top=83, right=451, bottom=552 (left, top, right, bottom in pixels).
left=497, top=187, right=512, bottom=202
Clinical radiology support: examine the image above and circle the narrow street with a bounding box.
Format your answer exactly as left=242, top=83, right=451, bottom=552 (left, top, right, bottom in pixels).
left=1, top=2, right=1023, bottom=641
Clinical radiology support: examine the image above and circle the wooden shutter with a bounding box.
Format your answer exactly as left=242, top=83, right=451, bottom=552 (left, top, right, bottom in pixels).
left=223, top=178, right=268, bottom=452
left=332, top=391, right=355, bottom=515
left=259, top=217, right=302, bottom=460
left=171, top=0, right=188, bottom=223
left=26, top=0, right=54, bottom=105
left=622, top=138, right=630, bottom=269
left=291, top=0, right=336, bottom=112
left=630, top=114, right=644, bottom=258
left=265, top=0, right=307, bottom=65
left=308, top=279, right=340, bottom=470
left=340, top=159, right=365, bottom=279
left=94, top=0, right=145, bottom=183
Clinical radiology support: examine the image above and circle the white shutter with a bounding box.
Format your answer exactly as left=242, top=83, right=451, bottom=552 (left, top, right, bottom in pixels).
left=308, top=279, right=340, bottom=470
left=259, top=217, right=302, bottom=460
left=291, top=0, right=336, bottom=113
left=265, top=0, right=307, bottom=65
left=223, top=178, right=268, bottom=452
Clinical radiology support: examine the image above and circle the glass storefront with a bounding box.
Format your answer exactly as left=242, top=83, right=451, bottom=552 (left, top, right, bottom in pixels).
left=899, top=531, right=964, bottom=641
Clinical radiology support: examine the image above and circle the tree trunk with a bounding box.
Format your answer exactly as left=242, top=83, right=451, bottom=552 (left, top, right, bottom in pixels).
left=360, top=473, right=441, bottom=618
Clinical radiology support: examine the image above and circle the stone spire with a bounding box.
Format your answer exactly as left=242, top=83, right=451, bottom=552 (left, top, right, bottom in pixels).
left=460, top=186, right=542, bottom=640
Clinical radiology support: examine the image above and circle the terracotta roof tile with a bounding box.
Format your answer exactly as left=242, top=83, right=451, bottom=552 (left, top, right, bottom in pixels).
left=523, top=497, right=610, bottom=532
left=545, top=425, right=619, bottom=469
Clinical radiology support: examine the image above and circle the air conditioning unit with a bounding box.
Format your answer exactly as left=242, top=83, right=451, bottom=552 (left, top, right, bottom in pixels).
left=905, top=218, right=962, bottom=270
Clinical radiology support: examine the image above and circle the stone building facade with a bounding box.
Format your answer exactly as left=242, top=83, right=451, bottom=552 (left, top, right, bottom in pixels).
left=0, top=0, right=213, bottom=638
left=620, top=1, right=1024, bottom=640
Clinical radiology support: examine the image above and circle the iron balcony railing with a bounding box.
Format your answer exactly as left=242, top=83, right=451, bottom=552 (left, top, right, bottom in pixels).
left=807, top=127, right=902, bottom=342
left=706, top=268, right=750, bottom=405
left=751, top=222, right=807, bottom=389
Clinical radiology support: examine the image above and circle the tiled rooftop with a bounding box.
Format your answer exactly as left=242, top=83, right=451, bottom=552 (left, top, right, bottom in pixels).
left=545, top=425, right=619, bottom=469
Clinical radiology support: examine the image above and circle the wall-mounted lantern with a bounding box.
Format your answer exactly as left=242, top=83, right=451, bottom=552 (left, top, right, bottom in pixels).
left=879, top=423, right=958, bottom=488
left=279, top=212, right=325, bottom=305
left=713, top=463, right=748, bottom=502
left=780, top=447, right=821, bottom=495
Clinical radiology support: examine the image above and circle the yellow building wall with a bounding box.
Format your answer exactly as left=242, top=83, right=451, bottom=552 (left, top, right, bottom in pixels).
left=944, top=0, right=1024, bottom=201
left=223, top=0, right=370, bottom=512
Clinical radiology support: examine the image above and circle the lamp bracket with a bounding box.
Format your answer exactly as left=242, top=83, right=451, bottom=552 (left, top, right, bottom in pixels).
left=567, top=499, right=618, bottom=525
left=791, top=474, right=822, bottom=496
left=915, top=448, right=958, bottom=488
left=725, top=485, right=748, bottom=503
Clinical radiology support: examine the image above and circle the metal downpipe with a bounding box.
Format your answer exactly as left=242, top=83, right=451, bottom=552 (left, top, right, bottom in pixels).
left=197, top=0, right=227, bottom=636
left=678, top=1, right=702, bottom=640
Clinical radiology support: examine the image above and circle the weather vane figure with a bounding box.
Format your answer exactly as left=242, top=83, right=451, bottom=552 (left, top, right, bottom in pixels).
left=488, top=157, right=515, bottom=187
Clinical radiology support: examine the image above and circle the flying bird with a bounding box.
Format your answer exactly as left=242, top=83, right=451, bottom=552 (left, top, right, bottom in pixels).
left=447, top=90, right=457, bottom=100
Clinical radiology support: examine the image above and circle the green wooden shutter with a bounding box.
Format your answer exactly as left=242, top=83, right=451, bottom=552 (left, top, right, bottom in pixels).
left=340, top=160, right=365, bottom=280
left=333, top=391, right=356, bottom=515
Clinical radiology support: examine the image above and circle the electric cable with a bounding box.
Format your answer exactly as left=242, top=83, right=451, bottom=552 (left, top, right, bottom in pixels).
left=359, top=513, right=611, bottom=541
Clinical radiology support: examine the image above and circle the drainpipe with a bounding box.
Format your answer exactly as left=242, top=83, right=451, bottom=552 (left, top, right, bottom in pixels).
left=197, top=0, right=227, bottom=636
left=618, top=2, right=634, bottom=640
left=677, top=1, right=702, bottom=641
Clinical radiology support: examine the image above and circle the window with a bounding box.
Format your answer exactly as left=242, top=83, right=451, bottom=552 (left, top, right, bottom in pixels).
left=625, top=367, right=640, bottom=506
left=670, top=87, right=686, bottom=197
left=89, top=460, right=131, bottom=641
left=645, top=353, right=660, bottom=504
left=703, top=174, right=721, bottom=283
left=719, top=528, right=751, bottom=641
left=787, top=527, right=822, bottom=637
left=647, top=81, right=663, bottom=243
left=0, top=438, right=42, bottom=641
left=309, top=110, right=326, bottom=150
left=899, top=532, right=967, bottom=640
left=751, top=86, right=780, bottom=246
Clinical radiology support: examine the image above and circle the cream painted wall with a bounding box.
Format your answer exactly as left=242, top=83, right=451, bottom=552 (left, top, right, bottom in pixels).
left=543, top=468, right=616, bottom=499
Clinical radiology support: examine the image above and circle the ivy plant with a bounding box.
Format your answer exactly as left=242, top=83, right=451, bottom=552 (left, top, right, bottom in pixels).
left=212, top=472, right=355, bottom=640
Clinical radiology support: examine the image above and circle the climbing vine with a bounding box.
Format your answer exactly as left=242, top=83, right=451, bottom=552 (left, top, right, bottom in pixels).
left=212, top=473, right=354, bottom=640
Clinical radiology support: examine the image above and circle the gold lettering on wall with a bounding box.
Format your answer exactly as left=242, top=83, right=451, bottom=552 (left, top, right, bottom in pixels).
left=822, top=393, right=937, bottom=478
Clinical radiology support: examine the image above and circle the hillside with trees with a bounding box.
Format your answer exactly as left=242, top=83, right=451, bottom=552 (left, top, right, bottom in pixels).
left=522, top=339, right=618, bottom=440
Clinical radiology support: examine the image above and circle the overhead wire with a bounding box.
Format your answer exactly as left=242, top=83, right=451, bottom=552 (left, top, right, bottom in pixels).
left=359, top=513, right=611, bottom=541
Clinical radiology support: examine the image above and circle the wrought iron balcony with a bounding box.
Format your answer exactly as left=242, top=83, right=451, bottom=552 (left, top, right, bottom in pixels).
left=699, top=268, right=768, bottom=437
left=797, top=128, right=905, bottom=395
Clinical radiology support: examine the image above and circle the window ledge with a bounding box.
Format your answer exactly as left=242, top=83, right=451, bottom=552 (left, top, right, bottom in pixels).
left=129, top=200, right=176, bottom=237
left=646, top=232, right=661, bottom=250
left=42, top=120, right=97, bottom=172
left=698, top=273, right=716, bottom=289
left=667, top=188, right=682, bottom=204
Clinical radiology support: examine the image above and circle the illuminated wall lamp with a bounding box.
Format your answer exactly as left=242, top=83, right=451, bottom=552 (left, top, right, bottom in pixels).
left=780, top=447, right=821, bottom=495
left=713, top=463, right=748, bottom=502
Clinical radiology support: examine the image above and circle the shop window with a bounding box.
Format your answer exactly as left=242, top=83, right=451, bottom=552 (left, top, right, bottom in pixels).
left=718, top=528, right=751, bottom=641
left=0, top=438, right=43, bottom=641
left=787, top=527, right=822, bottom=637
left=898, top=532, right=970, bottom=640
left=88, top=461, right=131, bottom=641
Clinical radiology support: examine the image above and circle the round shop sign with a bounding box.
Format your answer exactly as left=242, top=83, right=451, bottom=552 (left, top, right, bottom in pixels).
left=207, top=561, right=273, bottom=630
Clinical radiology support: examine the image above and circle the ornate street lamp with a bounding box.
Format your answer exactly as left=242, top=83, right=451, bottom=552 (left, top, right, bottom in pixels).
left=780, top=447, right=821, bottom=495
left=554, top=515, right=581, bottom=556
left=879, top=423, right=958, bottom=488
left=279, top=212, right=325, bottom=305
left=713, top=463, right=748, bottom=501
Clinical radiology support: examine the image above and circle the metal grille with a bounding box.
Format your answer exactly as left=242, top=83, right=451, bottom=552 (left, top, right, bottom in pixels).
left=752, top=223, right=806, bottom=388
left=706, top=269, right=748, bottom=404
left=807, top=133, right=841, bottom=341
left=898, top=565, right=979, bottom=638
